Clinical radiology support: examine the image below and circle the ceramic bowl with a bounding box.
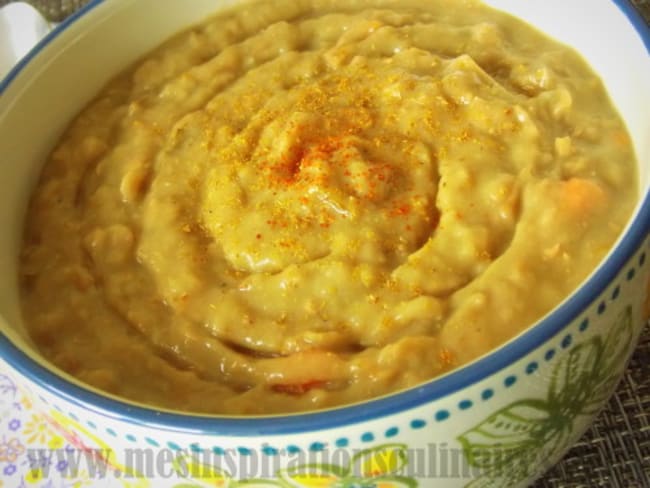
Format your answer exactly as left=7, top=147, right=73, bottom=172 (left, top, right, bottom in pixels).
left=0, top=0, right=648, bottom=486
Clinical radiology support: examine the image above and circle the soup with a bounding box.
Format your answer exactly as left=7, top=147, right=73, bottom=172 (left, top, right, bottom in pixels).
left=20, top=0, right=638, bottom=414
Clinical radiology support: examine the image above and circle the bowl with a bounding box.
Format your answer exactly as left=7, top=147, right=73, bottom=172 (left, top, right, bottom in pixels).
left=0, top=0, right=648, bottom=486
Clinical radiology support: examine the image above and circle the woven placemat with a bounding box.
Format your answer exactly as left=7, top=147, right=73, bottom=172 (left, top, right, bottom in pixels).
left=1, top=0, right=649, bottom=486
left=2, top=0, right=650, bottom=24
left=2, top=0, right=650, bottom=23
left=0, top=0, right=87, bottom=21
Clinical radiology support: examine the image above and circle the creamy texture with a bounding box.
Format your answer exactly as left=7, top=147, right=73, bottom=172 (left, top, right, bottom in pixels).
left=20, top=0, right=637, bottom=414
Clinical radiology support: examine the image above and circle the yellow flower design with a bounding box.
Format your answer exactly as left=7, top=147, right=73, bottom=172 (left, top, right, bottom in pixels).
left=20, top=393, right=33, bottom=410
left=169, top=445, right=416, bottom=487
left=277, top=444, right=416, bottom=488
left=48, top=434, right=65, bottom=449
left=23, top=414, right=53, bottom=444
left=24, top=467, right=44, bottom=484
left=174, top=444, right=418, bottom=488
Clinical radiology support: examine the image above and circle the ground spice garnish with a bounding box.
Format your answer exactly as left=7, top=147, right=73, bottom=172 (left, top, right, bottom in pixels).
left=440, top=348, right=454, bottom=366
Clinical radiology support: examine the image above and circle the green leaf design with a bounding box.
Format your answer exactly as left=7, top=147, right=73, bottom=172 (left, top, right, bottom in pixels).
left=581, top=306, right=634, bottom=414
left=465, top=477, right=500, bottom=488
left=349, top=443, right=409, bottom=478
left=460, top=302, right=638, bottom=487
left=459, top=399, right=551, bottom=468
left=601, top=306, right=634, bottom=371
left=459, top=399, right=566, bottom=485
left=462, top=414, right=572, bottom=487
left=547, top=337, right=602, bottom=418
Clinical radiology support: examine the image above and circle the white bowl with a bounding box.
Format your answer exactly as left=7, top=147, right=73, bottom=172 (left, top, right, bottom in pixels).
left=0, top=1, right=648, bottom=486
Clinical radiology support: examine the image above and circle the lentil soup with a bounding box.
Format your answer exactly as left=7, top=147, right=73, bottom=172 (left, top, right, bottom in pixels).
left=20, top=0, right=638, bottom=414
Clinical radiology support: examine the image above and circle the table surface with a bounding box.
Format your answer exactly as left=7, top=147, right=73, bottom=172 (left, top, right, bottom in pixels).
left=0, top=0, right=649, bottom=487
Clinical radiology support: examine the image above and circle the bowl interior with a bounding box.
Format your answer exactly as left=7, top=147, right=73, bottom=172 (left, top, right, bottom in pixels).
left=0, top=0, right=648, bottom=415
left=485, top=0, right=650, bottom=186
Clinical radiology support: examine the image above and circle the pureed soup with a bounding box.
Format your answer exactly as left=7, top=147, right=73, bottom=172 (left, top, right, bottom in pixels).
left=20, top=0, right=638, bottom=414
